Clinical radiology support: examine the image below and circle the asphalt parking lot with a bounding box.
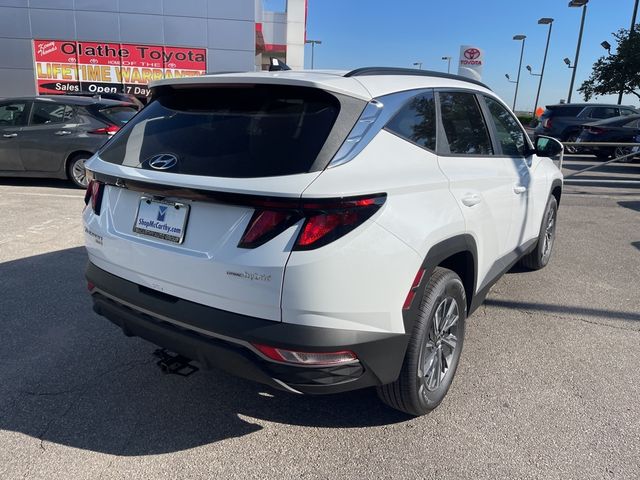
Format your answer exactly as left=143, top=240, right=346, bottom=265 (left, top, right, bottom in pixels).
left=0, top=158, right=639, bottom=480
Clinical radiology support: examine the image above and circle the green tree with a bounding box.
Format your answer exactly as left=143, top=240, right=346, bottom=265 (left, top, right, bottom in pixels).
left=579, top=25, right=640, bottom=101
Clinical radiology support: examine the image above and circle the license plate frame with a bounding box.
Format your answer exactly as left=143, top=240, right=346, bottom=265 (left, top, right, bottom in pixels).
left=133, top=197, right=190, bottom=244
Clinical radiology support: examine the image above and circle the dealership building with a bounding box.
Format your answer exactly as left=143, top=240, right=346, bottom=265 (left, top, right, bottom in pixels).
left=0, top=0, right=306, bottom=98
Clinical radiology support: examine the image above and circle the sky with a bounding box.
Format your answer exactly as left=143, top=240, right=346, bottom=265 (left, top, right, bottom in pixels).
left=264, top=0, right=639, bottom=112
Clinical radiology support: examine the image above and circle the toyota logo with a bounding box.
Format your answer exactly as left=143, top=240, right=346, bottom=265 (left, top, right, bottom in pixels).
left=147, top=154, right=178, bottom=170
left=464, top=48, right=481, bottom=60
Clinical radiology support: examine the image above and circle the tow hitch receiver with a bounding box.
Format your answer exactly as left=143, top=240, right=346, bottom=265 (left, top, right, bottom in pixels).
left=153, top=349, right=199, bottom=377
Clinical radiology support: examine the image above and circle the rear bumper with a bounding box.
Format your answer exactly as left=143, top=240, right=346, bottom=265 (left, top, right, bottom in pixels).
left=86, top=262, right=408, bottom=394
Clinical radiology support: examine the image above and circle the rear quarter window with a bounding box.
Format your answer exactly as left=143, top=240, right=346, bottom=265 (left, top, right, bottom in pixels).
left=98, top=85, right=344, bottom=178
left=385, top=90, right=436, bottom=151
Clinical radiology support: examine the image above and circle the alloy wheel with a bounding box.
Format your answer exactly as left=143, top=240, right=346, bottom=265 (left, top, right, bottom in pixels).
left=72, top=158, right=88, bottom=187
left=419, top=296, right=460, bottom=393
left=541, top=206, right=556, bottom=262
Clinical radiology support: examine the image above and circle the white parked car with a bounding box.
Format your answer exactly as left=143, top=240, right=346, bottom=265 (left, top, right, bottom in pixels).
left=83, top=68, right=563, bottom=416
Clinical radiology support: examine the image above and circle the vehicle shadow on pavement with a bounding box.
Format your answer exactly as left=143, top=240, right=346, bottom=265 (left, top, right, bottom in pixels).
left=0, top=247, right=410, bottom=456
left=484, top=298, right=640, bottom=322
left=0, top=178, right=79, bottom=190
left=618, top=201, right=640, bottom=212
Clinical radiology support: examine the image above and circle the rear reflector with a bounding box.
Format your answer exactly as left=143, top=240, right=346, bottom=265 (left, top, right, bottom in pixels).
left=586, top=126, right=604, bottom=135
left=403, top=268, right=426, bottom=310
left=87, top=281, right=95, bottom=292
left=84, top=179, right=105, bottom=215
left=237, top=194, right=386, bottom=250
left=253, top=344, right=358, bottom=366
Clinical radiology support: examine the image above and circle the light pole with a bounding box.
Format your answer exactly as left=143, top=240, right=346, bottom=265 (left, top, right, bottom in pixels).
left=441, top=56, right=452, bottom=73
left=511, top=35, right=526, bottom=111
left=305, top=39, right=322, bottom=69
left=618, top=0, right=639, bottom=104
left=567, top=0, right=589, bottom=103
left=529, top=18, right=554, bottom=123
left=413, top=62, right=423, bottom=70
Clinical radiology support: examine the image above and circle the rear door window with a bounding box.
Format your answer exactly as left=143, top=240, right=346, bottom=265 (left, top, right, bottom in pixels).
left=99, top=85, right=342, bottom=178
left=30, top=103, right=74, bottom=125
left=438, top=91, right=493, bottom=155
left=385, top=90, right=436, bottom=151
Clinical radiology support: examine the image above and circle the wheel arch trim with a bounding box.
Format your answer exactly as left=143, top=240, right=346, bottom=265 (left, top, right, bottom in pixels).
left=401, top=234, right=477, bottom=334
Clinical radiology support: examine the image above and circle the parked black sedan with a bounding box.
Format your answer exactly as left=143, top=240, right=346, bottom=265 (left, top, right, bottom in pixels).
left=576, top=114, right=640, bottom=162
left=0, top=96, right=138, bottom=187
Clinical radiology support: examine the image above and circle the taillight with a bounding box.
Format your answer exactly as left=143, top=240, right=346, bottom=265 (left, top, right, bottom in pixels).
left=586, top=127, right=604, bottom=135
left=84, top=179, right=105, bottom=215
left=542, top=118, right=552, bottom=129
left=89, top=125, right=120, bottom=135
left=237, top=194, right=386, bottom=250
left=253, top=343, right=358, bottom=366
left=237, top=210, right=298, bottom=248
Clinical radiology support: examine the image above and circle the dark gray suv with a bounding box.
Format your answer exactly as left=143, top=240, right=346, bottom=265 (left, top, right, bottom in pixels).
left=534, top=103, right=637, bottom=152
left=0, top=96, right=138, bottom=187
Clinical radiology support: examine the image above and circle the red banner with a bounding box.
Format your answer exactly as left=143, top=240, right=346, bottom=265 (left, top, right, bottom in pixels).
left=33, top=39, right=206, bottom=97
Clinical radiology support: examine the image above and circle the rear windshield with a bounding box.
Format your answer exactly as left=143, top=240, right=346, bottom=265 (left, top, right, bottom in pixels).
left=544, top=106, right=584, bottom=117
left=98, top=85, right=341, bottom=178
left=98, top=106, right=138, bottom=126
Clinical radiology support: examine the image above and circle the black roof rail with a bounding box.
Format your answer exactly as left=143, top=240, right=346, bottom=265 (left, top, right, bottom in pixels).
left=344, top=67, right=491, bottom=90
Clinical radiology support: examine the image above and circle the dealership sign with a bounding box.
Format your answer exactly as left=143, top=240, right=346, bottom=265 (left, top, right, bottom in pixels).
left=33, top=39, right=206, bottom=96
left=457, top=45, right=484, bottom=81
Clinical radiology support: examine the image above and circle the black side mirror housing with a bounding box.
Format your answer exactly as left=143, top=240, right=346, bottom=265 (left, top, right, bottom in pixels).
left=535, top=135, right=564, bottom=158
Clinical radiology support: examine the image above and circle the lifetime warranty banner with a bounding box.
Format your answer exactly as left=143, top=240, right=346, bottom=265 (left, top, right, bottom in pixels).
left=33, top=39, right=207, bottom=97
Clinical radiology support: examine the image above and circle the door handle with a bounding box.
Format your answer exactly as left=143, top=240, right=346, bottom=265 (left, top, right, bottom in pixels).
left=54, top=130, right=72, bottom=136
left=461, top=193, right=482, bottom=207
left=2, top=133, right=17, bottom=138
left=513, top=185, right=527, bottom=194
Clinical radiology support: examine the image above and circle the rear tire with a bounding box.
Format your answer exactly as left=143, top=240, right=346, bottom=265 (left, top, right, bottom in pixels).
left=67, top=154, right=91, bottom=188
left=519, top=196, right=558, bottom=270
left=377, top=267, right=467, bottom=416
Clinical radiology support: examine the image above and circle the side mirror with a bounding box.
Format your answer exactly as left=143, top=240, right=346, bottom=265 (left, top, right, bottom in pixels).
left=535, top=135, right=564, bottom=157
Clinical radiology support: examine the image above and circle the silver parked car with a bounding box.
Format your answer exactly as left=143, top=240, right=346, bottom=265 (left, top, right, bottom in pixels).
left=0, top=96, right=138, bottom=187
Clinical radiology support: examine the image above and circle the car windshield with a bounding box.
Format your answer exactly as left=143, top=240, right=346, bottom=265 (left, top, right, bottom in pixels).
left=98, top=85, right=341, bottom=178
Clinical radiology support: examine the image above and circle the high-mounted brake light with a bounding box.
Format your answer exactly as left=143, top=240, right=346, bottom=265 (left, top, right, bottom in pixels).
left=237, top=194, right=386, bottom=250
left=253, top=343, right=358, bottom=366
left=89, top=125, right=120, bottom=135
left=84, top=179, right=105, bottom=215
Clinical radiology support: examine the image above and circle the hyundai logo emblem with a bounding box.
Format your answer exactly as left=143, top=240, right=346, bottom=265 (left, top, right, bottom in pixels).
left=147, top=154, right=178, bottom=170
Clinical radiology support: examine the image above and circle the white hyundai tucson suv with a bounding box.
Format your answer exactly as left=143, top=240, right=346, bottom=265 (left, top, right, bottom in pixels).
left=83, top=68, right=563, bottom=416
